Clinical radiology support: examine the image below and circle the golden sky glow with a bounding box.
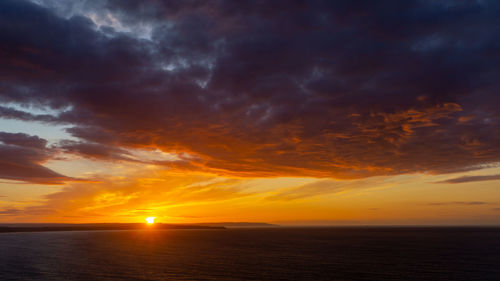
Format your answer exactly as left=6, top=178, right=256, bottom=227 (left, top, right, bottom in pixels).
left=1, top=155, right=500, bottom=225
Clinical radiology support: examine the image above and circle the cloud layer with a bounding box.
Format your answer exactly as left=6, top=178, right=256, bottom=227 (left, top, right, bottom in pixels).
left=424, top=201, right=488, bottom=206
left=0, top=132, right=72, bottom=184
left=1, top=0, right=500, bottom=181
left=435, top=174, right=500, bottom=184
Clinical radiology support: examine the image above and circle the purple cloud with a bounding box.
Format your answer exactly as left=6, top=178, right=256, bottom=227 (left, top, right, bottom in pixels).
left=0, top=132, right=75, bottom=184
left=1, top=0, right=500, bottom=179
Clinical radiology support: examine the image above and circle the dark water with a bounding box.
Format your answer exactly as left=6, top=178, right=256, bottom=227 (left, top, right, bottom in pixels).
left=1, top=227, right=499, bottom=280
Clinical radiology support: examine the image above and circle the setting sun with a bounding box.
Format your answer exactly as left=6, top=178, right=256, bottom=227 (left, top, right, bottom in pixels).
left=145, top=217, right=156, bottom=224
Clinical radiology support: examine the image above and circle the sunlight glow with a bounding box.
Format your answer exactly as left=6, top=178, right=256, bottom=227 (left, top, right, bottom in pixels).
left=145, top=217, right=156, bottom=224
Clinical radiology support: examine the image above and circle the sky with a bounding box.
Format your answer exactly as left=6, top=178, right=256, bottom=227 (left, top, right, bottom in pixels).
left=1, top=0, right=500, bottom=225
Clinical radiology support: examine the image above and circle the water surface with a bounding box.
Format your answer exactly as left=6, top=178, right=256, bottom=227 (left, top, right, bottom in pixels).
left=1, top=227, right=499, bottom=280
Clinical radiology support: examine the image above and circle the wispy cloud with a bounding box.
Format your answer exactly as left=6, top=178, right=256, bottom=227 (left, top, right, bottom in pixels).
left=0, top=208, right=22, bottom=216
left=424, top=201, right=488, bottom=206
left=0, top=206, right=56, bottom=216
left=4, top=170, right=256, bottom=222
left=264, top=177, right=390, bottom=201
left=265, top=180, right=345, bottom=201
left=434, top=175, right=500, bottom=184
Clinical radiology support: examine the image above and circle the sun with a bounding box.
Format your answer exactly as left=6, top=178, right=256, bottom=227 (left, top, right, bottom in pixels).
left=145, top=217, right=156, bottom=224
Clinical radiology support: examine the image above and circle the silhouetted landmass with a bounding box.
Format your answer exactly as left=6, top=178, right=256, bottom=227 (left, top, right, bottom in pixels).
left=0, top=223, right=225, bottom=233
left=197, top=222, right=279, bottom=228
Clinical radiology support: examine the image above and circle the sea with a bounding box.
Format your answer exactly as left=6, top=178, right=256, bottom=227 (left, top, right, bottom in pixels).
left=1, top=227, right=499, bottom=280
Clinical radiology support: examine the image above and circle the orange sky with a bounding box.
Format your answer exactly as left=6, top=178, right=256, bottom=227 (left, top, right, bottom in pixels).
left=1, top=150, right=500, bottom=224
left=1, top=0, right=500, bottom=225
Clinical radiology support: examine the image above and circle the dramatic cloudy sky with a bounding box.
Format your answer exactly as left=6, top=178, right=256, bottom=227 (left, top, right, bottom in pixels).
left=1, top=0, right=500, bottom=224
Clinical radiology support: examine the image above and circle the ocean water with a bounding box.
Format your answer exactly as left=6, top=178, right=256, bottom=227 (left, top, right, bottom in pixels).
left=0, top=227, right=499, bottom=280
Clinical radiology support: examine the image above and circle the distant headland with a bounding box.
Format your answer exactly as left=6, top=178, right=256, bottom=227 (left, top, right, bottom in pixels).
left=0, top=223, right=225, bottom=233
left=197, top=222, right=279, bottom=228
left=0, top=222, right=281, bottom=233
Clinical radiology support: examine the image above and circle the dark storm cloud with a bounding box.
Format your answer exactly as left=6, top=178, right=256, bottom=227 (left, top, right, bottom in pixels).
left=0, top=132, right=74, bottom=184
left=1, top=0, right=500, bottom=179
left=57, top=140, right=132, bottom=161
left=0, top=132, right=47, bottom=149
left=435, top=174, right=500, bottom=184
